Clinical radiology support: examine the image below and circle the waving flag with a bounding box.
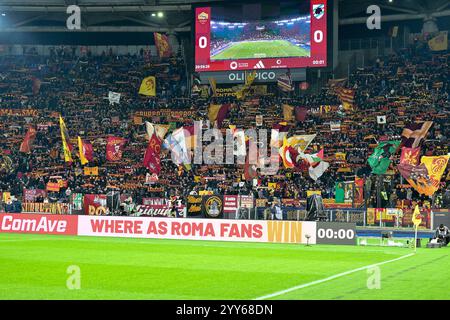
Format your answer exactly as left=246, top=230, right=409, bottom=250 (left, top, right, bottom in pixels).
left=19, top=126, right=37, bottom=153
left=108, top=91, right=121, bottom=105
left=336, top=87, right=355, bottom=111
left=406, top=155, right=449, bottom=196
left=282, top=104, right=294, bottom=121
left=78, top=136, right=93, bottom=165
left=153, top=32, right=172, bottom=58
left=143, top=130, right=162, bottom=174
left=145, top=121, right=168, bottom=141
left=401, top=121, right=433, bottom=148
left=106, top=137, right=126, bottom=161
left=59, top=116, right=73, bottom=163
left=163, top=127, right=191, bottom=167
left=270, top=122, right=290, bottom=148
left=412, top=205, right=422, bottom=227
left=309, top=161, right=330, bottom=181
left=367, top=140, right=400, bottom=175
left=139, top=76, right=156, bottom=96
left=428, top=31, right=448, bottom=51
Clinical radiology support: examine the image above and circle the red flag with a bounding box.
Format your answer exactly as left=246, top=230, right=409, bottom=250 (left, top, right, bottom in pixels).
left=143, top=133, right=162, bottom=174
left=106, top=137, right=126, bottom=161
left=19, top=126, right=37, bottom=153
left=32, top=77, right=41, bottom=95
left=216, top=104, right=231, bottom=128
left=400, top=147, right=420, bottom=165
left=244, top=154, right=258, bottom=181
left=295, top=106, right=308, bottom=122
left=83, top=141, right=94, bottom=162
left=153, top=32, right=172, bottom=58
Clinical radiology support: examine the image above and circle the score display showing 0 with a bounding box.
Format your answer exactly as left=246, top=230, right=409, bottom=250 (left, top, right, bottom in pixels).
left=198, top=31, right=324, bottom=48
left=317, top=228, right=355, bottom=240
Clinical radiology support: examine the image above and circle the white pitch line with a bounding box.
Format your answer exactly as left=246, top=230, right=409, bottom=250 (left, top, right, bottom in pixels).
left=254, top=252, right=415, bottom=300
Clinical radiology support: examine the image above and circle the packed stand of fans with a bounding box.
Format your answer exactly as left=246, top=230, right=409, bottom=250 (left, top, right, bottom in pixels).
left=0, top=41, right=449, bottom=211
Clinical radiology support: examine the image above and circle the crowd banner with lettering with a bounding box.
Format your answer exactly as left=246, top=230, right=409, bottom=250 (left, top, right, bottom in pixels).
left=0, top=109, right=39, bottom=117
left=223, top=195, right=238, bottom=213
left=21, top=202, right=71, bottom=215
left=23, top=189, right=47, bottom=202
left=137, top=198, right=184, bottom=217
left=84, top=167, right=99, bottom=176
left=202, top=195, right=224, bottom=219
left=240, top=195, right=254, bottom=208
left=46, top=182, right=60, bottom=192
left=135, top=110, right=196, bottom=119
left=83, top=194, right=108, bottom=215
left=186, top=195, right=202, bottom=217
left=72, top=193, right=84, bottom=211
left=77, top=216, right=317, bottom=244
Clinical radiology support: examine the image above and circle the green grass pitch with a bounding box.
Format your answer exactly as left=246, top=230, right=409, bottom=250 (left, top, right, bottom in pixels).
left=211, top=40, right=310, bottom=60
left=0, top=233, right=449, bottom=300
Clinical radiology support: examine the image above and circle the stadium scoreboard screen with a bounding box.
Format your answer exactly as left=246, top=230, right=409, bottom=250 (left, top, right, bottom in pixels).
left=195, top=0, right=329, bottom=72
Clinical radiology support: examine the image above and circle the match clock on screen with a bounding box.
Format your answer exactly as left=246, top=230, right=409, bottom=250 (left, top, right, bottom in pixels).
left=316, top=223, right=356, bottom=245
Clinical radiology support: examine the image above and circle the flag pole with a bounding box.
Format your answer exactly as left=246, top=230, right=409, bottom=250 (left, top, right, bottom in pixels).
left=414, top=223, right=418, bottom=253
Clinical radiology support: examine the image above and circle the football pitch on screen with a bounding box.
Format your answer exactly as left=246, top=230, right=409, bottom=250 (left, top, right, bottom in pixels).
left=211, top=40, right=310, bottom=60
left=0, top=233, right=448, bottom=300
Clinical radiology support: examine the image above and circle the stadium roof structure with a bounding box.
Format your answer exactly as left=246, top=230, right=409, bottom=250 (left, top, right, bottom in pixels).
left=0, top=0, right=449, bottom=32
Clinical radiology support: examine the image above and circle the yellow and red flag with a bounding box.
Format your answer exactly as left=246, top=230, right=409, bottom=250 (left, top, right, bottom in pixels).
left=59, top=116, right=73, bottom=163
left=412, top=205, right=422, bottom=227
left=78, top=136, right=93, bottom=165
left=153, top=32, right=172, bottom=58
left=139, top=76, right=156, bottom=96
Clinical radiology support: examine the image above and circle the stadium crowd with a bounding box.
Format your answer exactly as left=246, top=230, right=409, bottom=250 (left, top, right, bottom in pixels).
left=0, top=40, right=449, bottom=211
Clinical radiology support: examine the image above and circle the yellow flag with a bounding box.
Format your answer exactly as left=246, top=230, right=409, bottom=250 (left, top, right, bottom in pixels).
left=412, top=205, right=422, bottom=227
left=245, top=70, right=257, bottom=86
left=409, top=155, right=449, bottom=196
left=282, top=104, right=294, bottom=121
left=59, top=116, right=73, bottom=163
left=208, top=104, right=222, bottom=123
left=208, top=77, right=217, bottom=96
left=139, top=76, right=156, bottom=96
left=78, top=136, right=88, bottom=165
left=428, top=31, right=448, bottom=51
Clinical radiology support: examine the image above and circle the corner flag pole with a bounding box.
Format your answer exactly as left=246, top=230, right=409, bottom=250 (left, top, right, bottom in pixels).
left=414, top=223, right=418, bottom=253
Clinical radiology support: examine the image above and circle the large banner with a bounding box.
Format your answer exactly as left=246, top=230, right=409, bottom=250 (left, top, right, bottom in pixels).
left=0, top=213, right=78, bottom=235
left=186, top=195, right=203, bottom=217
left=22, top=202, right=70, bottom=215
left=0, top=109, right=39, bottom=117
left=137, top=198, right=185, bottom=217
left=223, top=195, right=238, bottom=213
left=83, top=194, right=108, bottom=215
left=23, top=189, right=47, bottom=202
left=135, top=110, right=196, bottom=119
left=78, top=216, right=317, bottom=244
left=202, top=195, right=223, bottom=218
